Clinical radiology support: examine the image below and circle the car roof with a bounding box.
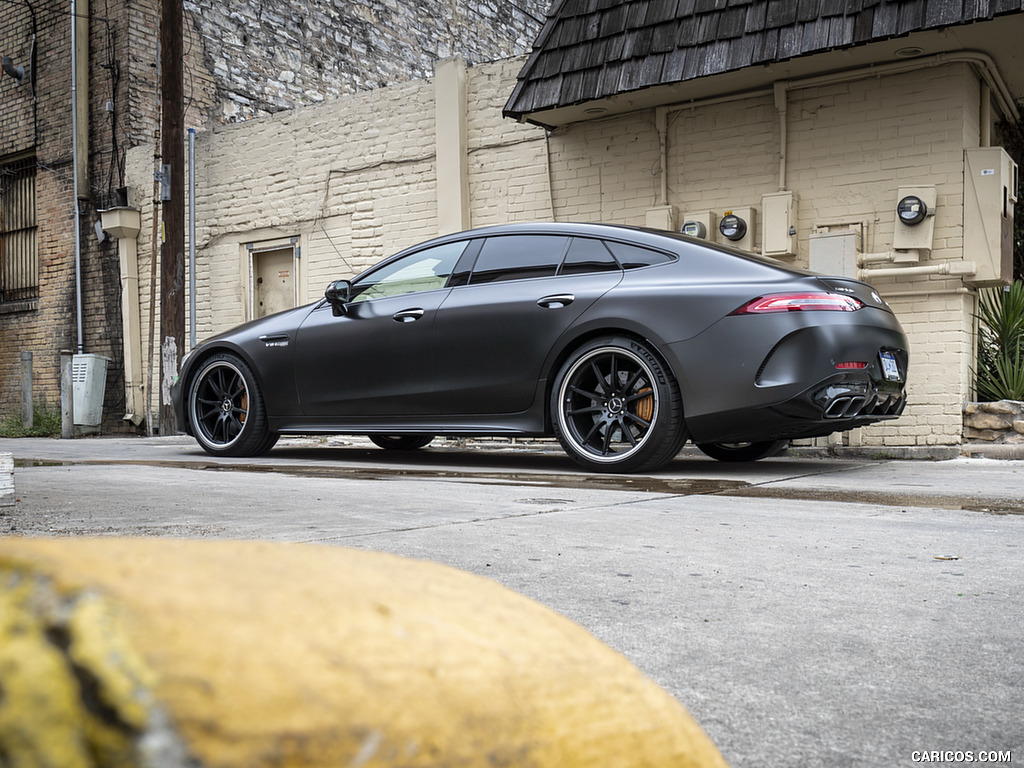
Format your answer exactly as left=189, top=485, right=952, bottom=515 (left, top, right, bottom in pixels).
left=417, top=221, right=812, bottom=274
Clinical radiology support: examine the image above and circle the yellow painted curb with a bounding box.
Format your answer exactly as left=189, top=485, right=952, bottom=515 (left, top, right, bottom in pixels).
left=0, top=538, right=729, bottom=768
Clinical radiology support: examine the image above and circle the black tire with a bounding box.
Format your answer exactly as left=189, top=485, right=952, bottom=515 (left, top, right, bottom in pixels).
left=551, top=336, right=687, bottom=473
left=187, top=353, right=278, bottom=457
left=696, top=440, right=789, bottom=462
left=368, top=434, right=435, bottom=451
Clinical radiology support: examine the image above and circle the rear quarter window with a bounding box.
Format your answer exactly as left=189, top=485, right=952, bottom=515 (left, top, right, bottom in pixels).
left=560, top=237, right=621, bottom=275
left=603, top=241, right=674, bottom=269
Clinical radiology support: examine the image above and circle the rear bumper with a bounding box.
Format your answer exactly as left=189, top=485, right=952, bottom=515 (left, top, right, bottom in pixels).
left=686, top=370, right=907, bottom=443
left=672, top=310, right=909, bottom=444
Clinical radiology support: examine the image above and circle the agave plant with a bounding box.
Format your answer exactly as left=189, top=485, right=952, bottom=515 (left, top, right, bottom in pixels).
left=975, top=280, right=1024, bottom=401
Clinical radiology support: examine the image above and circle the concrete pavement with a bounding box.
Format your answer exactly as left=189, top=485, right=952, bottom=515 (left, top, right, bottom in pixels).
left=0, top=435, right=1021, bottom=767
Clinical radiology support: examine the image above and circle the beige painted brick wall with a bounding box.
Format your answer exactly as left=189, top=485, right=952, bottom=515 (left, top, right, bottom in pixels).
left=125, top=56, right=992, bottom=447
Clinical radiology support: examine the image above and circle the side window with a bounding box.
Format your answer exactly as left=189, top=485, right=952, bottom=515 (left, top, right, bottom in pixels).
left=469, top=235, right=568, bottom=284
left=559, top=237, right=621, bottom=275
left=350, top=241, right=468, bottom=302
left=603, top=241, right=674, bottom=269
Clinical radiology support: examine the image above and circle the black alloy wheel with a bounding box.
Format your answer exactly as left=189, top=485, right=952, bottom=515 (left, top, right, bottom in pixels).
left=188, top=353, right=278, bottom=456
left=368, top=435, right=435, bottom=451
left=551, top=336, right=686, bottom=473
left=696, top=440, right=789, bottom=462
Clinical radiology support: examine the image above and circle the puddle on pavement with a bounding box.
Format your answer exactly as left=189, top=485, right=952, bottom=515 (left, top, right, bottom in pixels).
left=197, top=463, right=750, bottom=496
left=14, top=457, right=1023, bottom=514
left=14, top=457, right=746, bottom=495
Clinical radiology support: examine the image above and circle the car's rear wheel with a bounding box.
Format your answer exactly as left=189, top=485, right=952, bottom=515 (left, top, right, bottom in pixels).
left=696, top=440, right=789, bottom=462
left=188, top=353, right=278, bottom=456
left=368, top=434, right=435, bottom=451
left=551, top=336, right=686, bottom=473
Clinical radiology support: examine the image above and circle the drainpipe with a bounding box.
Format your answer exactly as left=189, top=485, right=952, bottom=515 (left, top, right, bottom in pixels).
left=100, top=206, right=144, bottom=425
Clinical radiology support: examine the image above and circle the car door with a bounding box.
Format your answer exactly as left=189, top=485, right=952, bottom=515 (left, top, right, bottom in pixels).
left=294, top=240, right=468, bottom=419
left=432, top=235, right=623, bottom=415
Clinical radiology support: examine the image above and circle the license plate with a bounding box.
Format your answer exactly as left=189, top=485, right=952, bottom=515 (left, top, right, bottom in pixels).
left=880, top=351, right=901, bottom=381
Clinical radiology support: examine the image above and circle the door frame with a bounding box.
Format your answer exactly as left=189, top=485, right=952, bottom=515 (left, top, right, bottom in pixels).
left=246, top=238, right=299, bottom=320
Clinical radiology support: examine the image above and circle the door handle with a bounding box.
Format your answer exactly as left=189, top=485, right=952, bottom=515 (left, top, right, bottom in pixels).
left=393, top=308, right=425, bottom=323
left=537, top=294, right=575, bottom=309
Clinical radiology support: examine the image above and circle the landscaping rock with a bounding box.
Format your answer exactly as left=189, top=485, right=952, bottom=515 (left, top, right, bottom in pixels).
left=0, top=538, right=727, bottom=768
left=964, top=400, right=1024, bottom=444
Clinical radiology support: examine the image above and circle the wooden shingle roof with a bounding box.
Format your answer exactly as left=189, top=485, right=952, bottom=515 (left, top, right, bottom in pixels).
left=504, top=0, right=1024, bottom=124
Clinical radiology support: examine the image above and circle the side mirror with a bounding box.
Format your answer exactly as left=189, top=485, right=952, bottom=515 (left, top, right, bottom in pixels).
left=325, top=280, right=352, bottom=316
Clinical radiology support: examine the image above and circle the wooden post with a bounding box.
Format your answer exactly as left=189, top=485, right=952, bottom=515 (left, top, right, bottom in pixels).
left=60, top=351, right=74, bottom=439
left=159, top=0, right=185, bottom=435
left=19, top=351, right=32, bottom=429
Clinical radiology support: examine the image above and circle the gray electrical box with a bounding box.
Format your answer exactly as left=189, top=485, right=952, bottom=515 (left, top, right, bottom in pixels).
left=762, top=191, right=797, bottom=257
left=72, top=354, right=109, bottom=428
left=964, top=147, right=1017, bottom=288
left=809, top=229, right=860, bottom=278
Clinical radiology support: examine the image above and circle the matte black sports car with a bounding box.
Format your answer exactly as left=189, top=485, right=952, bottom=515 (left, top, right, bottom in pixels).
left=171, top=222, right=908, bottom=472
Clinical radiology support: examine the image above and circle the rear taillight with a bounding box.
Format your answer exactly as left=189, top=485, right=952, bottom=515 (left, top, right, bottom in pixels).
left=835, top=361, right=868, bottom=370
left=731, top=293, right=865, bottom=314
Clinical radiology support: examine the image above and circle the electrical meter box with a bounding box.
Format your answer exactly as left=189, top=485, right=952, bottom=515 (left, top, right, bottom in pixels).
left=809, top=229, right=861, bottom=278
left=892, top=185, right=937, bottom=261
left=717, top=206, right=756, bottom=252
left=644, top=205, right=676, bottom=231
left=679, top=211, right=717, bottom=240
left=964, top=147, right=1018, bottom=288
left=761, top=191, right=797, bottom=257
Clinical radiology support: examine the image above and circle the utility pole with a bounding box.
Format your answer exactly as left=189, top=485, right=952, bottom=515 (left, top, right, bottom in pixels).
left=159, top=0, right=184, bottom=435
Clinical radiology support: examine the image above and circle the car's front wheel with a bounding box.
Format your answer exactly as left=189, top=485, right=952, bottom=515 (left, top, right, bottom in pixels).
left=696, top=440, right=789, bottom=462
left=368, top=435, right=435, bottom=451
left=551, top=336, right=686, bottom=473
left=187, top=353, right=278, bottom=456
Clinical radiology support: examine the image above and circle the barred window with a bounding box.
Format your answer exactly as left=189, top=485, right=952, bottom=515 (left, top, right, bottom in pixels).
left=0, top=154, right=38, bottom=304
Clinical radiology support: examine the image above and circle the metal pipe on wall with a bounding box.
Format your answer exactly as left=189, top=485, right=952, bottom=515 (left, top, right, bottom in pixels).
left=70, top=0, right=83, bottom=353
left=654, top=49, right=1019, bottom=206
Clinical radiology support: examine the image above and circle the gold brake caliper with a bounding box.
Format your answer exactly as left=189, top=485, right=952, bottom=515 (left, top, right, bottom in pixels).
left=633, top=387, right=654, bottom=422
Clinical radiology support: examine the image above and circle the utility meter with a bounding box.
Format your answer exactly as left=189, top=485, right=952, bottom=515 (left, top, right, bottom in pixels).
left=681, top=220, right=707, bottom=238
left=896, top=195, right=928, bottom=225
left=716, top=207, right=756, bottom=251
left=719, top=214, right=747, bottom=241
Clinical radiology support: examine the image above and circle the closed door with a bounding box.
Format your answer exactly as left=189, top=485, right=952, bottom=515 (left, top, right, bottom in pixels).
left=254, top=248, right=294, bottom=318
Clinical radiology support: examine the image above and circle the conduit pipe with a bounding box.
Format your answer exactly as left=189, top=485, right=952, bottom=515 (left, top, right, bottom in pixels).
left=656, top=108, right=668, bottom=206
left=70, top=0, right=83, bottom=353
left=654, top=49, right=1018, bottom=204
left=980, top=82, right=991, bottom=147
left=858, top=260, right=976, bottom=280
left=774, top=81, right=788, bottom=192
